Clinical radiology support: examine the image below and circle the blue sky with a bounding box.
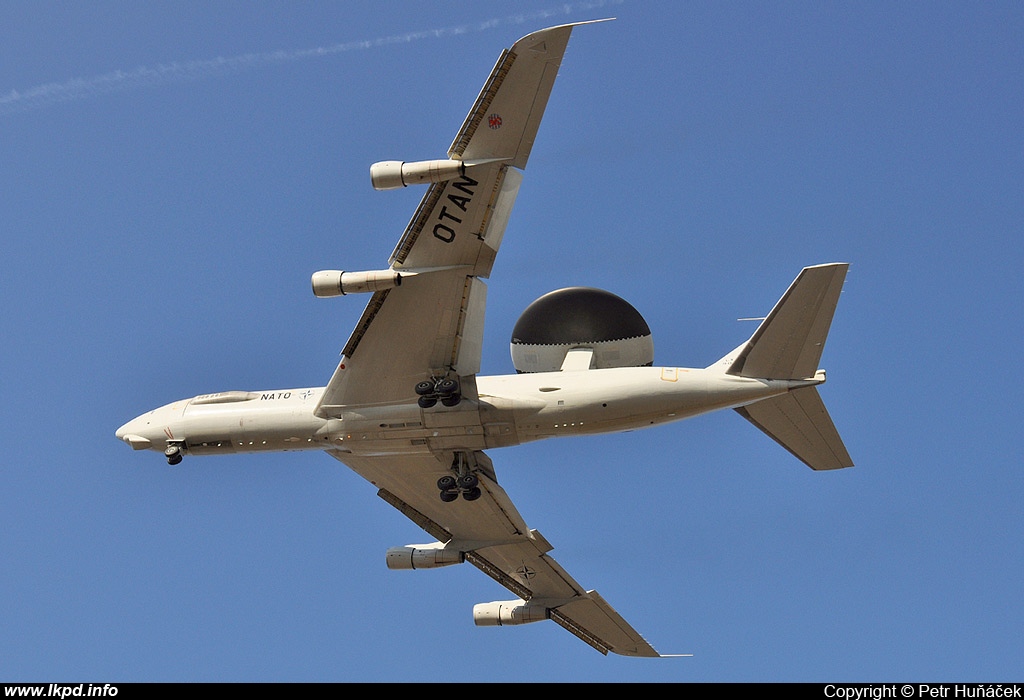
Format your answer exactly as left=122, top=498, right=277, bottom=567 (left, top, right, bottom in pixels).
left=2, top=0, right=1022, bottom=683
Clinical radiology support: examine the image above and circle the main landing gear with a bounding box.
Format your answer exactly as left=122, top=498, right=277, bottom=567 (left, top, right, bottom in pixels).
left=415, top=377, right=461, bottom=408
left=437, top=453, right=481, bottom=502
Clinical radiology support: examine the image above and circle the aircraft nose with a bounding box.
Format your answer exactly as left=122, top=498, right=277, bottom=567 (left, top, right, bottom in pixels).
left=115, top=417, right=154, bottom=450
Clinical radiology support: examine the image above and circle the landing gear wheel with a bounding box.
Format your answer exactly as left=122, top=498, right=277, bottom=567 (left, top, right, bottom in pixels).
left=437, top=475, right=457, bottom=491
left=414, top=381, right=435, bottom=396
left=441, top=393, right=462, bottom=407
left=440, top=489, right=459, bottom=503
left=457, top=473, right=479, bottom=490
left=462, top=487, right=482, bottom=501
left=436, top=378, right=459, bottom=396
left=418, top=395, right=438, bottom=409
left=164, top=445, right=182, bottom=466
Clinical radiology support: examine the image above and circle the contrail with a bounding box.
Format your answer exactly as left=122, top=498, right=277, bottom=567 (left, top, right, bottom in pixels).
left=0, top=1, right=621, bottom=116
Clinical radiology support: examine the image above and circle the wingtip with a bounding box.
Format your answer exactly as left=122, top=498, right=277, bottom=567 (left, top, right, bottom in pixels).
left=522, top=17, right=616, bottom=40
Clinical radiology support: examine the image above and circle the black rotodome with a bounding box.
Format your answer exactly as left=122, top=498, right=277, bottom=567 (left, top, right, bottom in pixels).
left=511, top=287, right=650, bottom=345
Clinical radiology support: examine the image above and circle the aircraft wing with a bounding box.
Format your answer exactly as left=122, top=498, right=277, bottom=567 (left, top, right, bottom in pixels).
left=315, top=23, right=586, bottom=416
left=316, top=21, right=660, bottom=657
left=327, top=448, right=661, bottom=657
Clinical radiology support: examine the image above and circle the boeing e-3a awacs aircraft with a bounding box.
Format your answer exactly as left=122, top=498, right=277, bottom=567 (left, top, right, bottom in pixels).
left=116, top=22, right=853, bottom=657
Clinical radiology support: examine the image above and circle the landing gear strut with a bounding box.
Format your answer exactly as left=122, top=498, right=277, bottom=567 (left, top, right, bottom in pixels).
left=437, top=453, right=481, bottom=502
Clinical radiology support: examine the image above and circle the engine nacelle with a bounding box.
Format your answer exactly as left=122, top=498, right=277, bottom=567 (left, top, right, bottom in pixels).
left=370, top=159, right=467, bottom=190
left=385, top=544, right=464, bottom=570
left=473, top=600, right=550, bottom=626
left=311, top=269, right=402, bottom=297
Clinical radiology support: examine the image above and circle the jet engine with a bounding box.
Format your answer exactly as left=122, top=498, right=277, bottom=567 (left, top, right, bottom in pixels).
left=473, top=600, right=550, bottom=626
left=311, top=269, right=402, bottom=297
left=370, top=159, right=466, bottom=190
left=510, top=287, right=654, bottom=373
left=369, top=157, right=506, bottom=190
left=385, top=544, right=464, bottom=570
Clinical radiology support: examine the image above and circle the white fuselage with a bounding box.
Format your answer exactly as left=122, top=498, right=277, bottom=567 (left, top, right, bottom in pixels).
left=115, top=367, right=818, bottom=460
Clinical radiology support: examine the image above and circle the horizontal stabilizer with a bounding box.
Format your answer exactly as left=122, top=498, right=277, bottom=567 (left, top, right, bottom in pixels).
left=728, top=263, right=848, bottom=380
left=735, top=386, right=853, bottom=470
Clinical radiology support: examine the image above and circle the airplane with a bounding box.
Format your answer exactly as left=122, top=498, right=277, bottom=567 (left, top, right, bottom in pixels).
left=115, top=21, right=853, bottom=658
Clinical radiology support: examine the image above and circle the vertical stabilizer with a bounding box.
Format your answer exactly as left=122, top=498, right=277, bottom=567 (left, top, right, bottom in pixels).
left=726, top=263, right=848, bottom=380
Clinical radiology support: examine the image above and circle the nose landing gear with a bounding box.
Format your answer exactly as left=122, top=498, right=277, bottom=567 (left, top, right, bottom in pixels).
left=164, top=442, right=185, bottom=465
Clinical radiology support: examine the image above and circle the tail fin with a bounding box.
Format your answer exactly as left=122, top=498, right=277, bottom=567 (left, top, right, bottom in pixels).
left=718, top=263, right=853, bottom=470
left=726, top=263, right=849, bottom=381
